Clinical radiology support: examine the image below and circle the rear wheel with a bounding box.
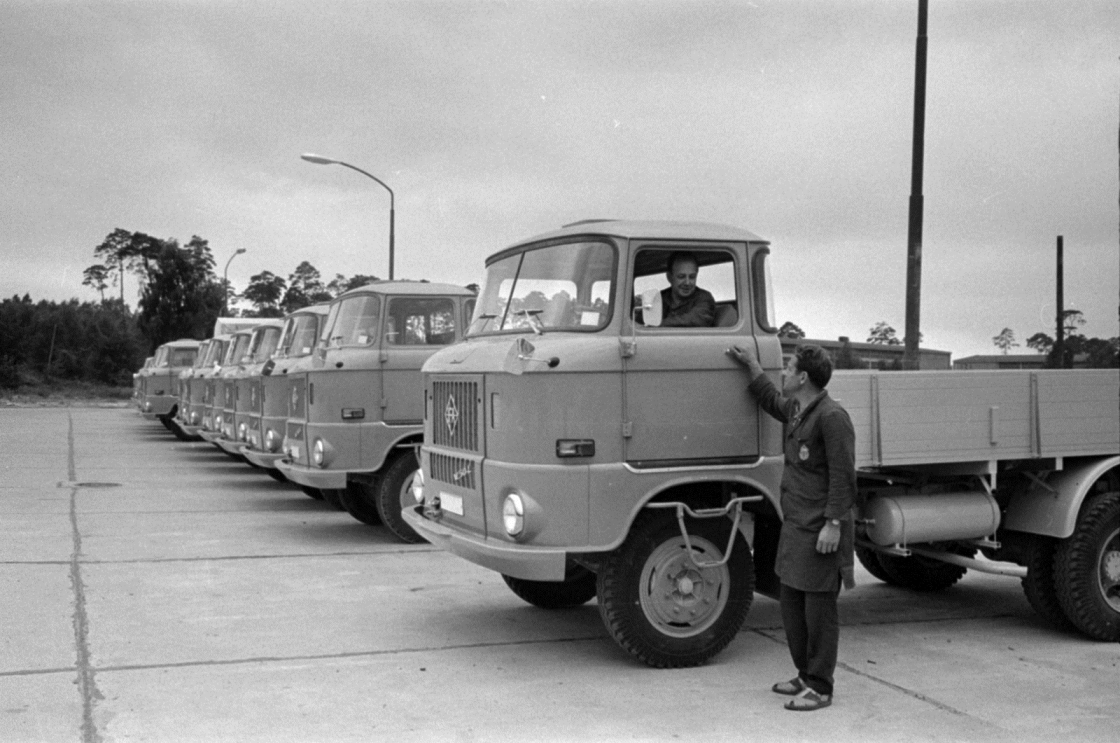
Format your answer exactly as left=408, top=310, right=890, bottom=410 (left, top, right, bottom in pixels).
left=339, top=479, right=383, bottom=526
left=1021, top=536, right=1075, bottom=632
left=1055, top=491, right=1120, bottom=641
left=596, top=510, right=753, bottom=668
left=503, top=564, right=597, bottom=609
left=855, top=544, right=893, bottom=583
left=374, top=450, right=424, bottom=543
left=875, top=545, right=971, bottom=591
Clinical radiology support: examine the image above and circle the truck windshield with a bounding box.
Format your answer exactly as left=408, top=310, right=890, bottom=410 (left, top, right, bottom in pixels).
left=278, top=314, right=321, bottom=358
left=168, top=348, right=197, bottom=367
left=325, top=294, right=381, bottom=347
left=249, top=327, right=281, bottom=363
left=225, top=334, right=253, bottom=365
left=469, top=240, right=615, bottom=335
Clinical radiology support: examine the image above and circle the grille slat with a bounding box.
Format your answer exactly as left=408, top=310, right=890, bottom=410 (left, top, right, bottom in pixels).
left=430, top=452, right=476, bottom=489
left=431, top=380, right=479, bottom=452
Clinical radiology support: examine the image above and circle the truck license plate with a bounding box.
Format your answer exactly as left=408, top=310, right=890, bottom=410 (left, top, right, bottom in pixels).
left=440, top=492, right=464, bottom=516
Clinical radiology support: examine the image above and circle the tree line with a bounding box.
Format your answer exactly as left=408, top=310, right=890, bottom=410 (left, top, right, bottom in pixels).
left=2, top=228, right=392, bottom=390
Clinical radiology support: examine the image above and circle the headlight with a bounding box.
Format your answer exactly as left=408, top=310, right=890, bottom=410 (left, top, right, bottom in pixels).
left=190, top=411, right=200, bottom=425
left=411, top=469, right=425, bottom=505
left=502, top=494, right=524, bottom=537
left=264, top=428, right=279, bottom=452
left=237, top=422, right=247, bottom=441
left=312, top=438, right=325, bottom=466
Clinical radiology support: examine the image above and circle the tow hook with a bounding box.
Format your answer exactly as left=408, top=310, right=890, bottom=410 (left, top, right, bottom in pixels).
left=645, top=496, right=763, bottom=569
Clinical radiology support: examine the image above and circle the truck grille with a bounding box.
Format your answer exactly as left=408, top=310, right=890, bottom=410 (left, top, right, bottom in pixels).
left=431, top=380, right=479, bottom=452
left=430, top=452, right=477, bottom=489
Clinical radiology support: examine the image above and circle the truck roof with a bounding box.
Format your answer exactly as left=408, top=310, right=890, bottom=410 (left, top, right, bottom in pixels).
left=161, top=338, right=202, bottom=349
left=500, top=220, right=768, bottom=258
left=336, top=280, right=475, bottom=299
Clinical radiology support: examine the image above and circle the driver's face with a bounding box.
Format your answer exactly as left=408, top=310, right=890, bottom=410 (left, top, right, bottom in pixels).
left=667, top=259, right=698, bottom=302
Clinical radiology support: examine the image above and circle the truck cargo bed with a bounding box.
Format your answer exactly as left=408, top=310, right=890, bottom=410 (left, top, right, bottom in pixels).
left=828, top=369, right=1120, bottom=470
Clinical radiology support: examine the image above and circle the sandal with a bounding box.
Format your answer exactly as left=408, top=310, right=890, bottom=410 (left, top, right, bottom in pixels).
left=771, top=677, right=806, bottom=696
left=784, top=687, right=832, bottom=712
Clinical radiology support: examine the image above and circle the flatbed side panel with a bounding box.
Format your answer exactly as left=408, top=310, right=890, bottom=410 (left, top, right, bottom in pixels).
left=829, top=369, right=1119, bottom=469
left=1035, top=369, right=1120, bottom=455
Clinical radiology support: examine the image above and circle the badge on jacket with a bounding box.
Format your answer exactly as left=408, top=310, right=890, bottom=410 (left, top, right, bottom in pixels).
left=799, top=444, right=810, bottom=461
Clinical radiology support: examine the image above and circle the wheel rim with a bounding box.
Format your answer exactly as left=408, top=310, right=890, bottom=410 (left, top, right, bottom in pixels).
left=1097, top=526, right=1120, bottom=613
left=638, top=535, right=730, bottom=638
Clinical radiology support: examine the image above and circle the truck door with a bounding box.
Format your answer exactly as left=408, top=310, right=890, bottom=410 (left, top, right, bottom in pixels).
left=622, top=246, right=760, bottom=466
left=380, top=296, right=460, bottom=424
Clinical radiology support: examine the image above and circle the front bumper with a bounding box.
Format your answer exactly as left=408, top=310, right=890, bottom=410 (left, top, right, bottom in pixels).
left=241, top=447, right=284, bottom=470
left=401, top=506, right=568, bottom=581
left=274, top=458, right=347, bottom=489
left=198, top=429, right=224, bottom=443
left=213, top=437, right=245, bottom=455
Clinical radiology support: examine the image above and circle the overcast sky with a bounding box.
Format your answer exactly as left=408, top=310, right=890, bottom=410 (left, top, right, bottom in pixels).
left=1, top=0, right=1116, bottom=359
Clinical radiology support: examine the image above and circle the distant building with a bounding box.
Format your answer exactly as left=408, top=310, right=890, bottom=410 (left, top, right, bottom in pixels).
left=953, top=354, right=1048, bottom=370
left=780, top=337, right=952, bottom=370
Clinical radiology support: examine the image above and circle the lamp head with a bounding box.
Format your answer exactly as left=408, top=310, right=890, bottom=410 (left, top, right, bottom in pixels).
left=301, top=153, right=337, bottom=165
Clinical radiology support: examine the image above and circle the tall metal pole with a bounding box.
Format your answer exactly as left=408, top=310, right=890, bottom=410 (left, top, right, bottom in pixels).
left=904, top=0, right=928, bottom=370
left=223, top=248, right=246, bottom=316
left=1055, top=235, right=1064, bottom=368
left=301, top=154, right=395, bottom=280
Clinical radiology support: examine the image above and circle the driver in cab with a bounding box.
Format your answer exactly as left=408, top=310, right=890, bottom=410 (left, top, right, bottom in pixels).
left=659, top=251, right=716, bottom=327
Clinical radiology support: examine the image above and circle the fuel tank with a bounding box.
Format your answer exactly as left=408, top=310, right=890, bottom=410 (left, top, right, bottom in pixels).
left=864, top=491, right=1000, bottom=547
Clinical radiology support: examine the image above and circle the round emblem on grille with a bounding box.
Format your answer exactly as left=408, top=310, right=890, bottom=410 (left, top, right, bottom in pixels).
left=444, top=394, right=459, bottom=438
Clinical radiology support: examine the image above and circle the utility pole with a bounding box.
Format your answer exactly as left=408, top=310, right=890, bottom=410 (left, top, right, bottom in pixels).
left=904, top=0, right=928, bottom=370
left=1055, top=235, right=1064, bottom=368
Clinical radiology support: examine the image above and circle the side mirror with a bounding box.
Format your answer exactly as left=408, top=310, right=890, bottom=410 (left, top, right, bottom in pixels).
left=638, top=289, right=662, bottom=327
left=261, top=359, right=275, bottom=377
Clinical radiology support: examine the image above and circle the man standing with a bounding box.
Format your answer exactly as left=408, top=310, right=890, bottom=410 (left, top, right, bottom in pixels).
left=659, top=252, right=716, bottom=327
left=726, top=343, right=857, bottom=712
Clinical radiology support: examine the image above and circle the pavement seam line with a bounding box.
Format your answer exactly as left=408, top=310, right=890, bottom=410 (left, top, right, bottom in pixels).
left=68, top=412, right=104, bottom=743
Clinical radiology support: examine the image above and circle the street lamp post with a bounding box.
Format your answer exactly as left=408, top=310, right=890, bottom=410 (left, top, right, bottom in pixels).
left=301, top=153, right=395, bottom=280
left=223, top=248, right=247, bottom=316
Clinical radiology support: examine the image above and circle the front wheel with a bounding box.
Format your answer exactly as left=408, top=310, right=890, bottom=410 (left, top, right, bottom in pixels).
left=1055, top=491, right=1120, bottom=641
left=596, top=510, right=754, bottom=668
left=374, top=450, right=424, bottom=543
left=503, top=565, right=597, bottom=609
left=339, top=479, right=383, bottom=526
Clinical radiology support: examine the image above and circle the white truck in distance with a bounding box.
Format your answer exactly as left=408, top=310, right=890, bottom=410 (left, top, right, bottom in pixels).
left=404, top=219, right=1120, bottom=668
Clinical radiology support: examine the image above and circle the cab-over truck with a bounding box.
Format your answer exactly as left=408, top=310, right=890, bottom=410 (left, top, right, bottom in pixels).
left=404, top=219, right=1120, bottom=668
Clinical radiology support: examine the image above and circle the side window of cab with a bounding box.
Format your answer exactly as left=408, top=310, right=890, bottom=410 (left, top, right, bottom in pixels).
left=385, top=297, right=458, bottom=346
left=632, top=248, right=739, bottom=329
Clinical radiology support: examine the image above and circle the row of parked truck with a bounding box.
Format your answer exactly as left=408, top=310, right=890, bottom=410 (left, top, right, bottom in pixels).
left=134, top=219, right=1119, bottom=669
left=133, top=280, right=476, bottom=543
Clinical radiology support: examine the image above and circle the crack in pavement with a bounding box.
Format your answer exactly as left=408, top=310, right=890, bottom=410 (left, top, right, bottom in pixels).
left=68, top=412, right=103, bottom=743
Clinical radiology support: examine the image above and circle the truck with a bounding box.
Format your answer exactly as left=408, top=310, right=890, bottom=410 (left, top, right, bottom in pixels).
left=403, top=219, right=1120, bottom=668
left=211, top=320, right=285, bottom=459
left=275, top=281, right=476, bottom=540
left=174, top=337, right=227, bottom=440
left=137, top=339, right=202, bottom=431
left=241, top=304, right=331, bottom=479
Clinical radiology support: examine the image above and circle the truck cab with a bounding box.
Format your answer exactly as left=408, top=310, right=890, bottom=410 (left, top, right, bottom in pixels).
left=211, top=320, right=284, bottom=458
left=242, top=305, right=330, bottom=475
left=276, top=281, right=476, bottom=541
left=139, top=340, right=201, bottom=428
left=177, top=337, right=227, bottom=439
left=201, top=329, right=256, bottom=449
left=406, top=220, right=785, bottom=666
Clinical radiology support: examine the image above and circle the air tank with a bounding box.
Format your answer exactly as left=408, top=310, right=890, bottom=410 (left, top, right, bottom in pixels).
left=864, top=491, right=1000, bottom=547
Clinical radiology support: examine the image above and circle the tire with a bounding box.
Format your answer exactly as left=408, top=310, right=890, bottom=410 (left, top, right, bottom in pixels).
left=503, top=565, right=598, bottom=609
left=1055, top=491, right=1120, bottom=641
left=875, top=545, right=971, bottom=592
left=374, top=450, right=424, bottom=543
left=320, top=487, right=345, bottom=511
left=298, top=485, right=324, bottom=501
left=266, top=468, right=287, bottom=483
left=855, top=544, right=893, bottom=583
left=596, top=510, right=754, bottom=668
left=1021, top=536, right=1076, bottom=632
left=338, top=479, right=383, bottom=526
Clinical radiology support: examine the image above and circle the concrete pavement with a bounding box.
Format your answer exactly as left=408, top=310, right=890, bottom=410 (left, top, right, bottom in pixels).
left=1, top=407, right=1116, bottom=742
